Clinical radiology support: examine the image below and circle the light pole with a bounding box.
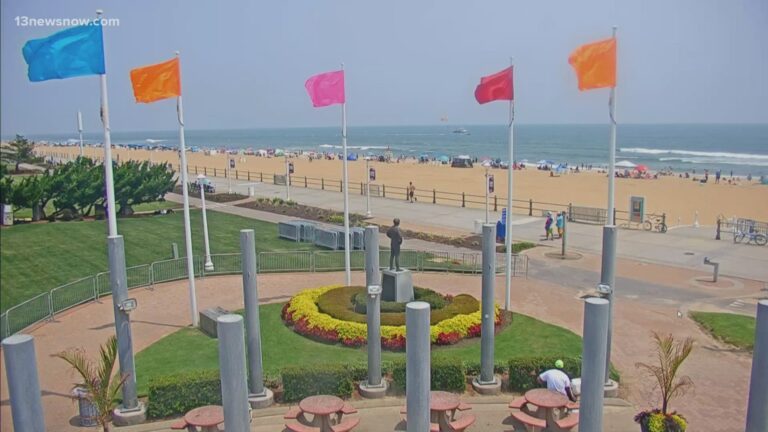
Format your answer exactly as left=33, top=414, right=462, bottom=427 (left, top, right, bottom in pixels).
left=366, top=158, right=372, bottom=217
left=285, top=155, right=291, bottom=200
left=197, top=174, right=214, bottom=272
left=483, top=163, right=491, bottom=223
left=77, top=110, right=84, bottom=158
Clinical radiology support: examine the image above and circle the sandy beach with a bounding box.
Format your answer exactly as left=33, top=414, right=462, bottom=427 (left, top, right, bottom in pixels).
left=36, top=145, right=768, bottom=225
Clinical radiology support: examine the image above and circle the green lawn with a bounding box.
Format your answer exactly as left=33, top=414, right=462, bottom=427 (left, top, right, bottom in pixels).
left=134, top=303, right=582, bottom=395
left=0, top=211, right=321, bottom=312
left=690, top=311, right=756, bottom=350
left=11, top=200, right=180, bottom=219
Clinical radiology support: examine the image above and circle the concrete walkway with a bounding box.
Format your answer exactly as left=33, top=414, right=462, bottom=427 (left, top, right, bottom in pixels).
left=187, top=175, right=768, bottom=281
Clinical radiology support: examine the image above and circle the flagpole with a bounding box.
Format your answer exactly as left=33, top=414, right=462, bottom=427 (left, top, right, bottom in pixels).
left=176, top=51, right=199, bottom=327
left=504, top=58, right=514, bottom=312
left=96, top=9, right=142, bottom=418
left=607, top=28, right=617, bottom=225
left=77, top=110, right=84, bottom=158
left=341, top=63, right=351, bottom=286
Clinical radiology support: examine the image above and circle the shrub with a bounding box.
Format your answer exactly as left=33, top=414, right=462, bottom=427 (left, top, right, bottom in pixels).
left=326, top=214, right=344, bottom=224
left=147, top=370, right=221, bottom=419
left=391, top=358, right=466, bottom=392
left=353, top=287, right=447, bottom=313
left=281, top=364, right=354, bottom=402
left=507, top=357, right=581, bottom=392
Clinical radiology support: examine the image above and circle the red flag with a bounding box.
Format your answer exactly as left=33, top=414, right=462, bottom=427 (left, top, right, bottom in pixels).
left=474, top=67, right=513, bottom=104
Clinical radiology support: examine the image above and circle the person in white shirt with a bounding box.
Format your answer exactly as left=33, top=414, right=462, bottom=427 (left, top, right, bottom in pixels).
left=537, top=359, right=577, bottom=402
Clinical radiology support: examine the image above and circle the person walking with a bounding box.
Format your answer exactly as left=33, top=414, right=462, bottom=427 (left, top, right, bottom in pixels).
left=544, top=212, right=554, bottom=240
left=556, top=212, right=565, bottom=239
left=408, top=182, right=416, bottom=203
left=386, top=218, right=403, bottom=271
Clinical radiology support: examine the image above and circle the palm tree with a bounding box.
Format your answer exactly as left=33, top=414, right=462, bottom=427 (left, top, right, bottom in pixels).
left=55, top=336, right=128, bottom=432
left=635, top=332, right=694, bottom=414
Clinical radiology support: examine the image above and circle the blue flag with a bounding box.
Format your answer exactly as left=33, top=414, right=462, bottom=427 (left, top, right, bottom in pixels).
left=22, top=23, right=105, bottom=82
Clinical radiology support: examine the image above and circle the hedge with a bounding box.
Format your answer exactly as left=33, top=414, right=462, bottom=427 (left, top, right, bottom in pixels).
left=392, top=357, right=466, bottom=392
left=281, top=364, right=355, bottom=402
left=352, top=287, right=447, bottom=313
left=147, top=370, right=222, bottom=419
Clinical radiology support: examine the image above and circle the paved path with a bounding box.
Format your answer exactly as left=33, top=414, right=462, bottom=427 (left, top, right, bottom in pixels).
left=1, top=256, right=763, bottom=431
left=187, top=175, right=768, bottom=281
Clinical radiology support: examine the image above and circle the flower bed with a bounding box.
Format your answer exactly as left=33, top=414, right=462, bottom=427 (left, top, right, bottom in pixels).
left=282, top=285, right=501, bottom=350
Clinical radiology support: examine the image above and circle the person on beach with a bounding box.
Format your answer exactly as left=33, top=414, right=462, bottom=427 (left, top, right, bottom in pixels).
left=556, top=212, right=565, bottom=238
left=386, top=218, right=403, bottom=271
left=715, top=170, right=721, bottom=183
left=408, top=182, right=416, bottom=202
left=545, top=212, right=554, bottom=240
left=537, top=360, right=577, bottom=402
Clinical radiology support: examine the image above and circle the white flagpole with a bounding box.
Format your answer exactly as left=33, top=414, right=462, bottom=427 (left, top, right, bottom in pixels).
left=285, top=155, right=291, bottom=200
left=607, top=27, right=617, bottom=225
left=176, top=52, right=199, bottom=327
left=504, top=58, right=514, bottom=312
left=341, top=63, right=351, bottom=286
left=98, top=70, right=117, bottom=235
left=77, top=110, right=84, bottom=158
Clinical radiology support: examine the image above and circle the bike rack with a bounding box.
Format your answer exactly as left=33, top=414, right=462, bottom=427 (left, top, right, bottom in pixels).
left=703, top=257, right=719, bottom=282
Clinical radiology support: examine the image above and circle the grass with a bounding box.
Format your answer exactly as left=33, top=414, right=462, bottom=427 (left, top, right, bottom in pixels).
left=11, top=200, right=179, bottom=219
left=0, top=210, right=321, bottom=312
left=690, top=311, right=756, bottom=350
left=134, top=303, right=582, bottom=395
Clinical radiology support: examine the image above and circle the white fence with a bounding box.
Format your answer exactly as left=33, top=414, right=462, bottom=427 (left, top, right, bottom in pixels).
left=0, top=250, right=527, bottom=338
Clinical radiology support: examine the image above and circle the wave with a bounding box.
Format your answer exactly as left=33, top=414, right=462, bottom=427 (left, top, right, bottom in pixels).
left=621, top=147, right=768, bottom=160
left=145, top=139, right=168, bottom=144
left=658, top=157, right=768, bottom=167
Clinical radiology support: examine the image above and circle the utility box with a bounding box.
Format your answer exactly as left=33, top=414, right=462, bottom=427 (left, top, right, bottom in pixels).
left=199, top=306, right=230, bottom=338
left=1, top=204, right=12, bottom=226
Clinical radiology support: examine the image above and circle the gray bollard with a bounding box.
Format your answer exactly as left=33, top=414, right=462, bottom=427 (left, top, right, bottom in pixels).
left=217, top=314, right=251, bottom=431
left=600, top=225, right=619, bottom=389
left=472, top=224, right=501, bottom=393
left=360, top=285, right=388, bottom=398
left=2, top=334, right=45, bottom=432
left=171, top=242, right=179, bottom=259
left=703, top=257, right=719, bottom=282
left=561, top=211, right=568, bottom=256
left=579, top=298, right=610, bottom=432
left=240, top=230, right=273, bottom=408
left=108, top=236, right=146, bottom=425
left=746, top=300, right=768, bottom=432
left=364, top=226, right=380, bottom=288
left=406, top=301, right=431, bottom=432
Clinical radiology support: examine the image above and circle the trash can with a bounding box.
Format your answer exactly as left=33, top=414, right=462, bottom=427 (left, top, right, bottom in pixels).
left=72, top=388, right=99, bottom=426
left=249, top=186, right=255, bottom=197
left=474, top=219, right=483, bottom=234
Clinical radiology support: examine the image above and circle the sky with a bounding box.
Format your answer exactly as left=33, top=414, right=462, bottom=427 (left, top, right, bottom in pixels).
left=1, top=0, right=767, bottom=135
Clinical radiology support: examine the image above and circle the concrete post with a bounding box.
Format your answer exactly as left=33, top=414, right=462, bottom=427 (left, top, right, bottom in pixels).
left=2, top=334, right=45, bottom=432
left=746, top=300, right=768, bottom=432
left=472, top=224, right=501, bottom=394
left=217, top=314, right=251, bottom=431
left=600, top=225, right=618, bottom=391
left=360, top=285, right=387, bottom=398
left=171, top=242, right=179, bottom=259
left=406, top=301, right=431, bottom=432
left=240, top=230, right=273, bottom=408
left=579, top=298, right=610, bottom=432
left=364, top=226, right=380, bottom=288
left=108, top=236, right=146, bottom=424
left=561, top=211, right=568, bottom=256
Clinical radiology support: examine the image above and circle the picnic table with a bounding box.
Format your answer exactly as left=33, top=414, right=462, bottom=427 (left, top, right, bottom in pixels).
left=430, top=391, right=461, bottom=430
left=183, top=405, right=224, bottom=432
left=524, top=388, right=568, bottom=426
left=298, top=395, right=345, bottom=432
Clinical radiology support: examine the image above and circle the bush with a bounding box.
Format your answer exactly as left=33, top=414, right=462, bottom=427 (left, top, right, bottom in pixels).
left=392, top=358, right=466, bottom=393
left=317, top=286, right=478, bottom=326
left=147, top=370, right=221, bottom=419
left=353, top=287, right=447, bottom=313
left=507, top=357, right=581, bottom=392
left=282, top=364, right=354, bottom=402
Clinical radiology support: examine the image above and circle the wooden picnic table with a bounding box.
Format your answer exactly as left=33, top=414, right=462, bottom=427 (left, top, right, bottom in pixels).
left=430, top=391, right=461, bottom=431
left=184, top=405, right=224, bottom=432
left=524, top=388, right=568, bottom=427
left=299, top=395, right=345, bottom=432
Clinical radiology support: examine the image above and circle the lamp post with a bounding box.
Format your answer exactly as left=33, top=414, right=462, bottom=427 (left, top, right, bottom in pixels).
left=197, top=174, right=214, bottom=272
left=483, top=163, right=491, bottom=223
left=366, top=158, right=372, bottom=217
left=285, top=155, right=291, bottom=200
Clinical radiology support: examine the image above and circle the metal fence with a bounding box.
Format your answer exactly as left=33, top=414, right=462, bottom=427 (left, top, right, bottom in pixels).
left=0, top=249, right=528, bottom=338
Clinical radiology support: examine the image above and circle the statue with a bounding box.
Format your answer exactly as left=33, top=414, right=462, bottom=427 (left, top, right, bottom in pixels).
left=386, top=218, right=403, bottom=271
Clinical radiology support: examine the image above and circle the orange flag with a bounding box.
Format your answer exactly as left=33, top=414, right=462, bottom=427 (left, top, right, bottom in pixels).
left=130, top=57, right=181, bottom=103
left=568, top=38, right=616, bottom=91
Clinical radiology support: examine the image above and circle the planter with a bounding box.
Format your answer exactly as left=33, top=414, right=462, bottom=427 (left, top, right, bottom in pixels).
left=635, top=411, right=688, bottom=432
left=72, top=388, right=99, bottom=427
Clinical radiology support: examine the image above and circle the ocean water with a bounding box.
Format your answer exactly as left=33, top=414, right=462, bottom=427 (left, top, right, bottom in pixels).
left=13, top=124, right=768, bottom=176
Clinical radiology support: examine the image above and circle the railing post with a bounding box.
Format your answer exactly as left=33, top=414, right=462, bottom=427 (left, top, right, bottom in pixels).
left=494, top=196, right=498, bottom=212
left=204, top=166, right=207, bottom=176
left=462, top=193, right=466, bottom=208
left=529, top=199, right=533, bottom=216
left=433, top=189, right=436, bottom=204
left=150, top=263, right=155, bottom=287
left=321, top=178, right=325, bottom=190
left=382, top=185, right=386, bottom=197
left=248, top=171, right=251, bottom=181
left=613, top=208, right=617, bottom=224
left=305, top=176, right=307, bottom=188
left=716, top=218, right=721, bottom=240
left=340, top=180, right=343, bottom=192
left=260, top=172, right=263, bottom=182
left=568, top=203, right=573, bottom=221
left=235, top=170, right=239, bottom=180
left=93, top=277, right=98, bottom=302
left=48, top=294, right=54, bottom=321
left=361, top=182, right=364, bottom=195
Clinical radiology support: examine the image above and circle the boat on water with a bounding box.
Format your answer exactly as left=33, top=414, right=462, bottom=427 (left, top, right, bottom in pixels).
left=452, top=128, right=469, bottom=135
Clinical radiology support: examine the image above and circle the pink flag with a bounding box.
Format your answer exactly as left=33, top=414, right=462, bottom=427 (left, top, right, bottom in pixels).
left=305, top=70, right=345, bottom=107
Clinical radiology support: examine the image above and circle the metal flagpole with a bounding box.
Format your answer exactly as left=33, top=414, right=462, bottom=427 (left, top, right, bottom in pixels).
left=603, top=26, right=619, bottom=386
left=285, top=155, right=290, bottom=200
left=366, top=158, right=371, bottom=217
left=484, top=167, right=489, bottom=223
left=96, top=9, right=141, bottom=417
left=504, top=58, right=514, bottom=312
left=77, top=110, right=84, bottom=158
left=341, top=63, right=351, bottom=286
left=176, top=52, right=199, bottom=327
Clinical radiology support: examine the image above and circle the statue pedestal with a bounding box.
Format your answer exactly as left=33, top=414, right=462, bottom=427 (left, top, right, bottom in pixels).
left=382, top=269, right=414, bottom=302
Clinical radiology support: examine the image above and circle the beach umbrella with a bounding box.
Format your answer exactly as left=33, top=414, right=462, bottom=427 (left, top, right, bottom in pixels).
left=438, top=155, right=450, bottom=163
left=615, top=160, right=637, bottom=168
left=634, top=164, right=649, bottom=172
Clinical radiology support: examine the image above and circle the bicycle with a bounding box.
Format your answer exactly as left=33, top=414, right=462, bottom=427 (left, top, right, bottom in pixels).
left=643, top=216, right=668, bottom=233
left=734, top=228, right=768, bottom=246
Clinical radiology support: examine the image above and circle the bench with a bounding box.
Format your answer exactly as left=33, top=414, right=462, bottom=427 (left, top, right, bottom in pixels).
left=331, top=417, right=360, bottom=432
left=340, top=403, right=358, bottom=415
left=509, top=397, right=528, bottom=409
left=449, top=413, right=476, bottom=432
left=430, top=423, right=440, bottom=432
left=285, top=422, right=320, bottom=432
left=565, top=401, right=579, bottom=411
left=169, top=419, right=192, bottom=430
left=284, top=406, right=302, bottom=419
left=457, top=402, right=472, bottom=411
left=510, top=411, right=546, bottom=431
left=555, top=413, right=579, bottom=430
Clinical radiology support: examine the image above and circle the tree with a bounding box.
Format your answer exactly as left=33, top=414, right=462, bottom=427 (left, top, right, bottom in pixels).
left=50, top=157, right=103, bottom=218
left=635, top=332, right=694, bottom=415
left=113, top=160, right=175, bottom=215
left=0, top=164, right=13, bottom=205
left=11, top=171, right=54, bottom=221
left=55, top=336, right=127, bottom=432
left=1, top=135, right=37, bottom=172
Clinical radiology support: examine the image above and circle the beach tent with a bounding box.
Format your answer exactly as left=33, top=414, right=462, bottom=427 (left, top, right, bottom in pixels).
left=438, top=155, right=450, bottom=163
left=347, top=153, right=358, bottom=161
left=615, top=160, right=637, bottom=168
left=634, top=164, right=649, bottom=172
left=274, top=149, right=285, bottom=156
